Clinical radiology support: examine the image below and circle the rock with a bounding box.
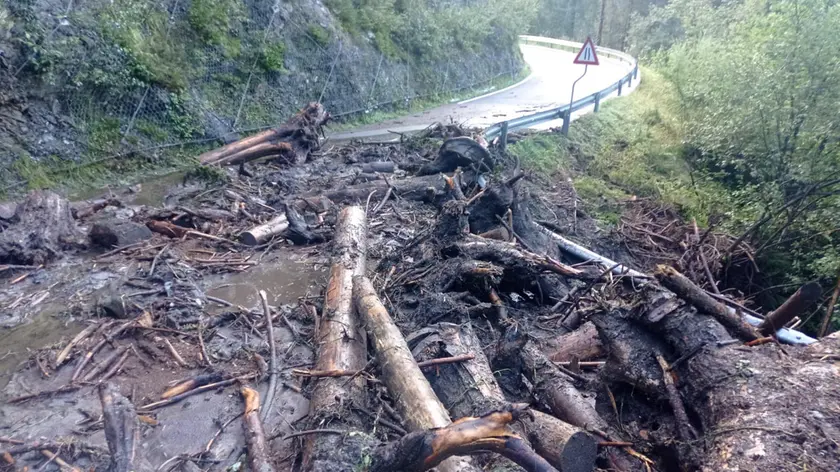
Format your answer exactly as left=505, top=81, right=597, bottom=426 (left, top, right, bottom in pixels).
left=89, top=220, right=153, bottom=249
left=99, top=293, right=129, bottom=319
left=0, top=190, right=81, bottom=265
left=0, top=202, right=16, bottom=220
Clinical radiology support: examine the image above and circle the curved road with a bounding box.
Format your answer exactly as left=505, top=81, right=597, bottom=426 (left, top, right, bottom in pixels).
left=329, top=44, right=634, bottom=141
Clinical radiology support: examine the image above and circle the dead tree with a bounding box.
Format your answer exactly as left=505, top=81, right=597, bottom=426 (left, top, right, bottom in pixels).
left=301, top=206, right=368, bottom=471
left=200, top=103, right=328, bottom=166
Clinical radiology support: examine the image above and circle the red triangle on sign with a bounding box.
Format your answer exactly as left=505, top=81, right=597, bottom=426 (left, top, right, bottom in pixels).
left=574, top=37, right=600, bottom=65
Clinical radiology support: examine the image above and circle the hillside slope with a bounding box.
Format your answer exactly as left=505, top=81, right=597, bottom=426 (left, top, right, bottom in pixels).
left=0, top=0, right=530, bottom=190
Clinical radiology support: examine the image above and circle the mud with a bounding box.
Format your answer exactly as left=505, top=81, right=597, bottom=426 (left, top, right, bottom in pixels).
left=0, top=126, right=837, bottom=472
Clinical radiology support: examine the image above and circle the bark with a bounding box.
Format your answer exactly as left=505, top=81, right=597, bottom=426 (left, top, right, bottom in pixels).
left=497, top=327, right=608, bottom=432
left=240, top=215, right=289, bottom=246
left=0, top=190, right=81, bottom=265
left=544, top=322, right=604, bottom=362
left=89, top=221, right=153, bottom=249
left=98, top=382, right=137, bottom=472
left=369, top=405, right=558, bottom=472
left=417, top=137, right=493, bottom=176
left=280, top=204, right=326, bottom=245
left=302, top=206, right=368, bottom=471
left=655, top=265, right=760, bottom=341
left=353, top=276, right=477, bottom=472
left=200, top=103, right=328, bottom=166
left=240, top=386, right=275, bottom=472
left=408, top=322, right=598, bottom=472
left=757, top=282, right=821, bottom=336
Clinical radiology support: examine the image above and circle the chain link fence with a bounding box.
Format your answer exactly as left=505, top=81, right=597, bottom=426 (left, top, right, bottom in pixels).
left=1, top=0, right=522, bottom=193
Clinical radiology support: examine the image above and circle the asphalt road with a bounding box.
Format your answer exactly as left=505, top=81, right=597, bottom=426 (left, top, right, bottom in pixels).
left=328, top=43, right=634, bottom=141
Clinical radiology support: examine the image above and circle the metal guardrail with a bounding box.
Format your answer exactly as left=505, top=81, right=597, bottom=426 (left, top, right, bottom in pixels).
left=484, top=36, right=639, bottom=141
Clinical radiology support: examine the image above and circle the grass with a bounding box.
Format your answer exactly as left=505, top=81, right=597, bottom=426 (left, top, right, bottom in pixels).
left=510, top=67, right=738, bottom=227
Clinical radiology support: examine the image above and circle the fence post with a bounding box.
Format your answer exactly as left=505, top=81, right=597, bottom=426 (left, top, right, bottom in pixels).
left=593, top=92, right=601, bottom=113
left=561, top=108, right=571, bottom=136
left=500, top=121, right=509, bottom=150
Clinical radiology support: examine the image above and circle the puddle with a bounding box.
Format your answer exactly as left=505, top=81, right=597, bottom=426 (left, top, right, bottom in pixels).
left=0, top=313, right=82, bottom=391
left=205, top=250, right=329, bottom=309
left=70, top=170, right=186, bottom=208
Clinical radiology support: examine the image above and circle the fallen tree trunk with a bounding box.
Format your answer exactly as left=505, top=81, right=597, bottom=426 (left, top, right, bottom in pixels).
left=369, top=405, right=557, bottom=472
left=302, top=206, right=368, bottom=471
left=0, top=190, right=81, bottom=265
left=417, top=137, right=493, bottom=176
left=408, top=322, right=598, bottom=472
left=241, top=386, right=275, bottom=472
left=353, top=276, right=477, bottom=472
left=598, top=285, right=840, bottom=471
left=200, top=103, right=328, bottom=166
left=99, top=382, right=137, bottom=472
left=361, top=162, right=395, bottom=174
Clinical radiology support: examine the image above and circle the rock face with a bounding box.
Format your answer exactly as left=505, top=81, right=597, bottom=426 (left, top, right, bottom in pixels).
left=89, top=221, right=153, bottom=249
left=0, top=190, right=82, bottom=265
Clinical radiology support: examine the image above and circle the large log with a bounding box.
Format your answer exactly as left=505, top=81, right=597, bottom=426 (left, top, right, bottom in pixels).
left=0, top=190, right=81, bottom=265
left=200, top=103, right=328, bottom=166
left=353, top=276, right=478, bottom=472
left=302, top=206, right=368, bottom=471
left=601, top=286, right=840, bottom=471
left=409, top=322, right=598, bottom=472
left=98, top=383, right=137, bottom=472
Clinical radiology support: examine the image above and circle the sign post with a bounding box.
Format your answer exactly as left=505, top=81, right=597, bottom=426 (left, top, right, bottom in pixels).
left=563, top=37, right=600, bottom=135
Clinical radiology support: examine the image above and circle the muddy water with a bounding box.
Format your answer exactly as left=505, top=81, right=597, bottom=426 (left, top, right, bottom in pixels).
left=70, top=170, right=186, bottom=207
left=0, top=309, right=82, bottom=390
left=206, top=250, right=329, bottom=309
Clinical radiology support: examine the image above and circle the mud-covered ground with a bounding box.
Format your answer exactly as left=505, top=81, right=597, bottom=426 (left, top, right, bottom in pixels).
left=1, top=126, right=838, bottom=472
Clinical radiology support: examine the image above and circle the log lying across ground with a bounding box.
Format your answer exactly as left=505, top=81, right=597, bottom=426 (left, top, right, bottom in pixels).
left=301, top=206, right=368, bottom=471
left=354, top=276, right=478, bottom=472
left=241, top=386, right=275, bottom=472
left=200, top=103, right=328, bottom=166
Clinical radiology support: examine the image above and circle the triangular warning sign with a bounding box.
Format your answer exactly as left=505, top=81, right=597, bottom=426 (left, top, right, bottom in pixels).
left=574, top=37, right=599, bottom=65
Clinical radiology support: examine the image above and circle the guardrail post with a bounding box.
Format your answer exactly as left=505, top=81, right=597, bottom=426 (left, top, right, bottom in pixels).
left=594, top=92, right=601, bottom=113
left=500, top=121, right=509, bottom=150
left=561, top=108, right=571, bottom=136
left=633, top=66, right=638, bottom=80
left=618, top=80, right=623, bottom=96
